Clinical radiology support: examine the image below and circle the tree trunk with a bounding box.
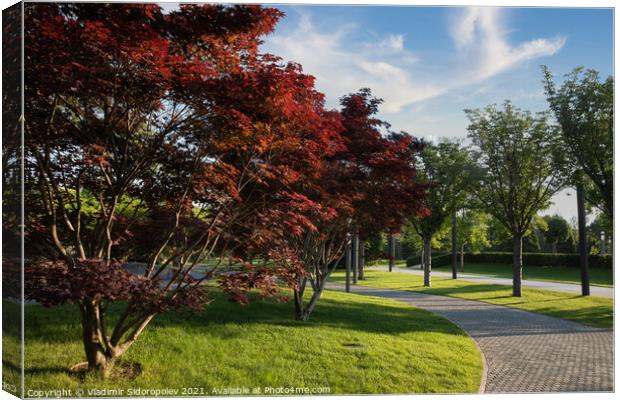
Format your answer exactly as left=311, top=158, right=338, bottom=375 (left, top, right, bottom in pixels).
left=512, top=234, right=523, bottom=297
left=345, top=236, right=351, bottom=292
left=301, top=290, right=322, bottom=321
left=294, top=279, right=324, bottom=321
left=460, top=244, right=465, bottom=272
left=388, top=233, right=394, bottom=272
left=352, top=233, right=359, bottom=285
left=423, top=236, right=432, bottom=287
left=294, top=285, right=305, bottom=320
left=358, top=240, right=365, bottom=280
left=451, top=210, right=457, bottom=279
left=552, top=242, right=557, bottom=254
left=577, top=183, right=590, bottom=296
left=80, top=301, right=113, bottom=374
left=420, top=244, right=424, bottom=270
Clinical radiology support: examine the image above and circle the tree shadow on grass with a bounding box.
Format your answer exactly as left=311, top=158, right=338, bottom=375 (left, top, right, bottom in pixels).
left=159, top=293, right=467, bottom=338
left=15, top=291, right=468, bottom=348
left=3, top=359, right=69, bottom=376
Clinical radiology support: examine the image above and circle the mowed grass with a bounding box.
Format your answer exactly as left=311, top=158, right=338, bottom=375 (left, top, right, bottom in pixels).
left=429, top=262, right=613, bottom=287
left=330, top=270, right=613, bottom=329
left=2, top=290, right=482, bottom=396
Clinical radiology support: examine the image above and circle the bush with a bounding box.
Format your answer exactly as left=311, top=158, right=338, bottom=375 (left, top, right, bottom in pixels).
left=405, top=256, right=418, bottom=267
left=462, top=252, right=612, bottom=269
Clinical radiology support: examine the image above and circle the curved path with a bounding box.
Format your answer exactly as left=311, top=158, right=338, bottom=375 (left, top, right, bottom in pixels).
left=370, top=266, right=613, bottom=298
left=326, top=283, right=613, bottom=393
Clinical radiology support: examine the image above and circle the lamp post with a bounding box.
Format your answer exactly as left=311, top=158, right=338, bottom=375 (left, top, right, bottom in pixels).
left=388, top=233, right=395, bottom=272
left=352, top=233, right=359, bottom=285
left=576, top=182, right=590, bottom=296
left=451, top=209, right=457, bottom=279
left=345, top=233, right=351, bottom=293
left=359, top=240, right=365, bottom=280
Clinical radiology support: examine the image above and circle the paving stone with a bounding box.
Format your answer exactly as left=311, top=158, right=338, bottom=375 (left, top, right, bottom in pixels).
left=326, top=283, right=613, bottom=393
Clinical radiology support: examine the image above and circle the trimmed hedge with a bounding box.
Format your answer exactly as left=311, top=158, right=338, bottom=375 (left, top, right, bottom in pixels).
left=406, top=255, right=422, bottom=267
left=406, top=253, right=452, bottom=268
left=407, top=252, right=612, bottom=269
left=463, top=252, right=612, bottom=269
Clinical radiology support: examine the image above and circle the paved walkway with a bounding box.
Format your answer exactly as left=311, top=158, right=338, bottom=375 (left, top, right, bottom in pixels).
left=326, top=283, right=614, bottom=393
left=370, top=266, right=613, bottom=298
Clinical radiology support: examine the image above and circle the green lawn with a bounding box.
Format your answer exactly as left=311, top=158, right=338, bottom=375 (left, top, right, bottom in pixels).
left=330, top=270, right=613, bottom=328
left=428, top=262, right=613, bottom=287
left=2, top=290, right=482, bottom=396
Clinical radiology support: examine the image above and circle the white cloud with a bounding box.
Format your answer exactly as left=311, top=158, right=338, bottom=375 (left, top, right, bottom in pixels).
left=381, top=34, right=405, bottom=51
left=262, top=7, right=566, bottom=113
left=263, top=14, right=440, bottom=112
left=452, top=7, right=567, bottom=81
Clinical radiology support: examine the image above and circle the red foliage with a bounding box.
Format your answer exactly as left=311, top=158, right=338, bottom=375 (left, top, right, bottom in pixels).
left=23, top=259, right=209, bottom=313
left=24, top=259, right=155, bottom=306
left=23, top=4, right=428, bottom=324
left=218, top=255, right=302, bottom=305
left=337, top=88, right=428, bottom=237
left=23, top=3, right=293, bottom=312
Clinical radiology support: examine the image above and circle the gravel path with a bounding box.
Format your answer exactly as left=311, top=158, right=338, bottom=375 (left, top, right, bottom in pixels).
left=370, top=266, right=613, bottom=298
left=326, top=283, right=613, bottom=393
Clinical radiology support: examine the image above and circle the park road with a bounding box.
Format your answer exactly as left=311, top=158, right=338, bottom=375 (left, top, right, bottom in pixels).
left=326, top=282, right=613, bottom=393
left=370, top=266, right=613, bottom=298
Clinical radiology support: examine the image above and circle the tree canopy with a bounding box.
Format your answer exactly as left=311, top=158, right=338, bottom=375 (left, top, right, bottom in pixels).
left=18, top=2, right=429, bottom=371
left=466, top=101, right=567, bottom=296
left=409, top=139, right=472, bottom=286
left=543, top=66, right=613, bottom=219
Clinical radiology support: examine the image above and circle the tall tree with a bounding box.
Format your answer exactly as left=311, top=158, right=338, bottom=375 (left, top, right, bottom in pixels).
left=443, top=140, right=473, bottom=279
left=543, top=66, right=613, bottom=219
left=543, top=66, right=613, bottom=296
left=21, top=3, right=331, bottom=373
left=466, top=101, right=566, bottom=296
left=410, top=140, right=470, bottom=286
left=281, top=89, right=427, bottom=321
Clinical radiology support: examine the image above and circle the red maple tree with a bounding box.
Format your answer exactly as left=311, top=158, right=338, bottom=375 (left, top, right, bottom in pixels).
left=21, top=3, right=319, bottom=373
left=19, top=2, right=430, bottom=374
left=269, top=88, right=428, bottom=321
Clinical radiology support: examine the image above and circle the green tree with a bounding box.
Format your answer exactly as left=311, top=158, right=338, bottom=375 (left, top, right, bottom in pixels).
left=410, top=139, right=473, bottom=286
left=455, top=210, right=491, bottom=271
left=401, top=222, right=423, bottom=264
left=543, top=215, right=571, bottom=253
left=543, top=66, right=613, bottom=219
left=526, top=215, right=549, bottom=252
left=487, top=214, right=548, bottom=252
left=543, top=66, right=612, bottom=296
left=466, top=102, right=566, bottom=296
left=587, top=213, right=612, bottom=255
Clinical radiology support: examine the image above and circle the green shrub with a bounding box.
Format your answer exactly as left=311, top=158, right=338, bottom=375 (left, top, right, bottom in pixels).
left=405, top=256, right=418, bottom=267
left=432, top=254, right=452, bottom=267
left=462, top=252, right=612, bottom=269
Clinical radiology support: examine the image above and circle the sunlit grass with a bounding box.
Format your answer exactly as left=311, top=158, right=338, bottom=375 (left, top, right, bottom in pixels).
left=425, top=262, right=613, bottom=287
left=2, top=290, right=482, bottom=396
left=330, top=270, right=613, bottom=329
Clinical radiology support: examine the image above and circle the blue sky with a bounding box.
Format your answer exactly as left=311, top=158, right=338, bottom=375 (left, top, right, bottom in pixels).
left=261, top=5, right=613, bottom=222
